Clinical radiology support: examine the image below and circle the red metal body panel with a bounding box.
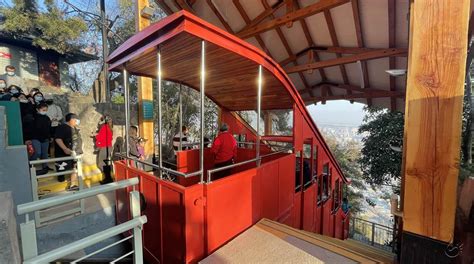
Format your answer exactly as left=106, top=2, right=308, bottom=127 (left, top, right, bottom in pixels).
left=293, top=191, right=302, bottom=229
left=109, top=11, right=352, bottom=264
left=302, top=184, right=316, bottom=232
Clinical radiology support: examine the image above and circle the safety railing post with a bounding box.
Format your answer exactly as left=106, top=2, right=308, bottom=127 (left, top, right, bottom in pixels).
left=75, top=152, right=85, bottom=214
left=20, top=215, right=38, bottom=260
left=200, top=41, right=206, bottom=183
left=30, top=166, right=41, bottom=226
left=256, top=65, right=262, bottom=166
left=130, top=191, right=143, bottom=263
left=371, top=222, right=375, bottom=246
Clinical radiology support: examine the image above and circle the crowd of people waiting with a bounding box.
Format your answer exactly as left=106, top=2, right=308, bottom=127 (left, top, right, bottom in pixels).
left=0, top=65, right=116, bottom=190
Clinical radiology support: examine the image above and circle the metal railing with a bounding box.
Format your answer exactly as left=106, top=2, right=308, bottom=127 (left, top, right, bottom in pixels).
left=349, top=217, right=396, bottom=252
left=17, top=178, right=147, bottom=264
left=29, top=151, right=85, bottom=227
left=116, top=149, right=288, bottom=184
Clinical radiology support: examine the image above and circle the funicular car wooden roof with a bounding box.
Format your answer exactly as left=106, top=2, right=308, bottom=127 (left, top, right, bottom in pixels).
left=107, top=10, right=349, bottom=182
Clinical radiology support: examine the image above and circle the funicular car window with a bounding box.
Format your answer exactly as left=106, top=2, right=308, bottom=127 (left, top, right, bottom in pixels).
left=322, top=163, right=330, bottom=201
left=303, top=144, right=312, bottom=189
left=295, top=151, right=302, bottom=192
left=333, top=179, right=340, bottom=211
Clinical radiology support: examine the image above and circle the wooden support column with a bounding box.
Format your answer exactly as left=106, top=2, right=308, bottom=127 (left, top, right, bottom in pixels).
left=136, top=0, right=154, bottom=156
left=263, top=111, right=273, bottom=135
left=401, top=0, right=469, bottom=251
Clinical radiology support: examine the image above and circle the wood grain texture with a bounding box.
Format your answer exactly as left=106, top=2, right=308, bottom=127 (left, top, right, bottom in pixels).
left=402, top=0, right=469, bottom=242
left=136, top=0, right=154, bottom=155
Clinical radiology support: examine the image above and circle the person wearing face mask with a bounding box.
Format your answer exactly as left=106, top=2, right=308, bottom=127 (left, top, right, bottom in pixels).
left=12, top=93, right=35, bottom=144
left=28, top=88, right=40, bottom=104
left=32, top=91, right=45, bottom=105
left=54, top=113, right=83, bottom=190
left=1, top=65, right=26, bottom=91
left=0, top=79, right=6, bottom=98
left=30, top=103, right=52, bottom=174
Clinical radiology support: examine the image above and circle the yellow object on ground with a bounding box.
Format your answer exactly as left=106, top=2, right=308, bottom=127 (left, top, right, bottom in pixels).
left=37, top=163, right=107, bottom=196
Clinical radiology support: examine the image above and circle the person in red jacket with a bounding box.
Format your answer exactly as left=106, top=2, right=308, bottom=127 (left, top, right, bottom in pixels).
left=211, top=123, right=237, bottom=180
left=95, top=115, right=113, bottom=177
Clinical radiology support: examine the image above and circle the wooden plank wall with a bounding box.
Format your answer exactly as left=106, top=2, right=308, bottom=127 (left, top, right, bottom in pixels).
left=402, top=0, right=470, bottom=242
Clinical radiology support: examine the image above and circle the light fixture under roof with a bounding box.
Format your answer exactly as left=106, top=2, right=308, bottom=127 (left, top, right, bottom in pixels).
left=386, top=69, right=407, bottom=77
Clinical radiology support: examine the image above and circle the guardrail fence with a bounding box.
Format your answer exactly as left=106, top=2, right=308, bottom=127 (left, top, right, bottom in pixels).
left=29, top=151, right=85, bottom=227
left=17, top=178, right=147, bottom=264
left=349, top=217, right=396, bottom=252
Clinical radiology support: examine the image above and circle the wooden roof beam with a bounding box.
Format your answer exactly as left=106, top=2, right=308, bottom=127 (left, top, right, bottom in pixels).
left=237, top=0, right=351, bottom=39
left=154, top=0, right=174, bottom=15
left=312, top=82, right=394, bottom=94
left=313, top=91, right=405, bottom=102
left=207, top=0, right=234, bottom=33
left=351, top=0, right=371, bottom=106
left=292, top=0, right=329, bottom=85
left=237, top=1, right=285, bottom=34
left=285, top=48, right=407, bottom=73
left=260, top=0, right=316, bottom=96
left=279, top=46, right=407, bottom=66
left=175, top=0, right=194, bottom=12
left=324, top=9, right=351, bottom=99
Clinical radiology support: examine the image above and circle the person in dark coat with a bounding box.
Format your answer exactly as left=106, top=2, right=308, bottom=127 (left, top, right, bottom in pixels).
left=31, top=103, right=52, bottom=174
left=12, top=93, right=35, bottom=143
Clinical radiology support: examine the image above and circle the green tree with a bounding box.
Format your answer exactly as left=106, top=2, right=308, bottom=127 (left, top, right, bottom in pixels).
left=325, top=136, right=365, bottom=214
left=358, top=107, right=404, bottom=186
left=1, top=0, right=87, bottom=54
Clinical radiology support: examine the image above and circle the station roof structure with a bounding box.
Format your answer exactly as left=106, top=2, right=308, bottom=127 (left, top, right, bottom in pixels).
left=154, top=0, right=411, bottom=111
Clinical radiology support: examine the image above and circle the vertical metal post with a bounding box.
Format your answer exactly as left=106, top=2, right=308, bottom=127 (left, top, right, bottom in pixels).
left=157, top=50, right=163, bottom=178
left=30, top=166, right=40, bottom=226
left=200, top=41, right=206, bottom=183
left=179, top=83, right=183, bottom=151
left=123, top=69, right=130, bottom=161
left=130, top=191, right=143, bottom=263
left=75, top=153, right=85, bottom=215
left=20, top=220, right=38, bottom=261
left=100, top=0, right=110, bottom=102
left=371, top=222, right=375, bottom=246
left=256, top=65, right=263, bottom=166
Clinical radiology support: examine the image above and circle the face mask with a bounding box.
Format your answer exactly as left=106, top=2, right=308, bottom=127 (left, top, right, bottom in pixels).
left=19, top=99, right=28, bottom=103
left=38, top=111, right=47, bottom=115
left=10, top=89, right=18, bottom=94
left=34, top=96, right=43, bottom=102
left=75, top=119, right=81, bottom=126
left=7, top=71, right=15, bottom=76
left=0, top=83, right=6, bottom=89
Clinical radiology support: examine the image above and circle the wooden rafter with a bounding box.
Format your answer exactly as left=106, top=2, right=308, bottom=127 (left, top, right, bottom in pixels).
left=175, top=0, right=193, bottom=12
left=233, top=0, right=269, bottom=54
left=237, top=0, right=351, bottom=39
left=388, top=0, right=397, bottom=111
left=154, top=0, right=173, bottom=15
left=312, top=83, right=395, bottom=94
left=206, top=0, right=234, bottom=33
left=261, top=0, right=315, bottom=96
left=324, top=10, right=351, bottom=98
left=351, top=0, right=371, bottom=106
left=313, top=91, right=405, bottom=102
left=285, top=48, right=407, bottom=73
left=279, top=46, right=407, bottom=66
left=237, top=1, right=285, bottom=34
left=292, top=0, right=329, bottom=84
